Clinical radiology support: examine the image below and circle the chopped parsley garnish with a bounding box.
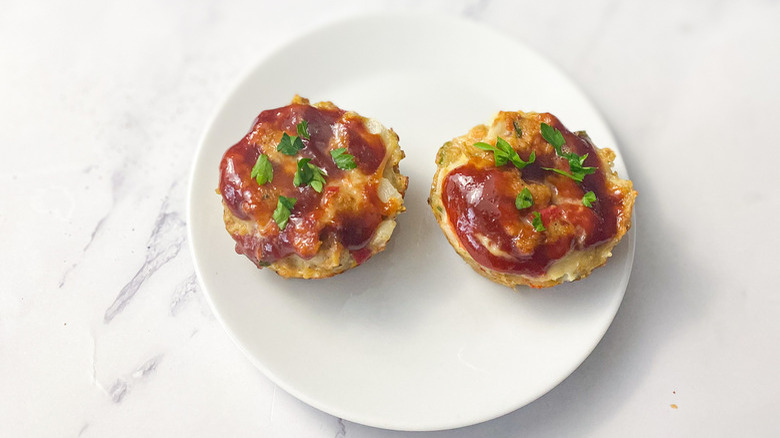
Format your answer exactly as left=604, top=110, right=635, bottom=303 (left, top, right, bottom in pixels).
left=272, top=195, right=296, bottom=230
left=276, top=133, right=304, bottom=155
left=297, top=120, right=310, bottom=140
left=293, top=158, right=326, bottom=193
left=250, top=153, right=273, bottom=185
left=474, top=136, right=535, bottom=170
left=532, top=211, right=546, bottom=232
left=276, top=121, right=311, bottom=155
left=330, top=147, right=356, bottom=170
left=540, top=122, right=565, bottom=154
left=542, top=156, right=596, bottom=182
left=515, top=187, right=534, bottom=210
left=582, top=191, right=596, bottom=208
left=539, top=122, right=596, bottom=183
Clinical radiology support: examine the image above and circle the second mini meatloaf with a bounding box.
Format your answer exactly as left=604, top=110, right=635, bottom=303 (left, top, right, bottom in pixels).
left=429, top=111, right=636, bottom=288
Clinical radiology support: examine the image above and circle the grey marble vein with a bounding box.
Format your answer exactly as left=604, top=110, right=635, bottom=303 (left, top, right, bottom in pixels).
left=335, top=418, right=346, bottom=438
left=89, top=332, right=110, bottom=397
left=84, top=216, right=108, bottom=253
left=133, top=355, right=161, bottom=379
left=109, top=379, right=128, bottom=403
left=58, top=213, right=109, bottom=289
left=77, top=422, right=89, bottom=437
left=58, top=263, right=77, bottom=289
left=170, top=272, right=198, bottom=316
left=104, top=199, right=185, bottom=323
left=108, top=355, right=163, bottom=404
left=59, top=167, right=130, bottom=290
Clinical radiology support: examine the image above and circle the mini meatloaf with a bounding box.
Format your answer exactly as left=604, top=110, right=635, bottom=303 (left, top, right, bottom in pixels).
left=219, top=96, right=408, bottom=278
left=429, top=111, right=636, bottom=288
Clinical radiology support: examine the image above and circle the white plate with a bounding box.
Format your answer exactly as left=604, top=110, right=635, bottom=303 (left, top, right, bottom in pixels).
left=188, top=13, right=635, bottom=431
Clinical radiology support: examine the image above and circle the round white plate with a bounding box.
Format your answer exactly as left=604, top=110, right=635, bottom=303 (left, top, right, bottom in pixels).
left=188, top=13, right=635, bottom=431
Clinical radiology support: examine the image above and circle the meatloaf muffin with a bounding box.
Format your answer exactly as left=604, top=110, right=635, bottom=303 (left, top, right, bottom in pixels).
left=219, top=96, right=408, bottom=278
left=429, top=111, right=636, bottom=288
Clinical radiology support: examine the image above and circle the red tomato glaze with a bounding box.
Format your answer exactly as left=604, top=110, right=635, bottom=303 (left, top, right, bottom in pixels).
left=219, top=102, right=389, bottom=266
left=442, top=116, right=622, bottom=277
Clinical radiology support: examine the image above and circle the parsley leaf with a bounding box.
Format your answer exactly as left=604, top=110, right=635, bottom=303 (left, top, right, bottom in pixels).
left=567, top=153, right=597, bottom=180
left=540, top=122, right=596, bottom=182
left=272, top=195, right=297, bottom=230
left=474, top=142, right=507, bottom=165
left=330, top=147, right=357, bottom=170
left=515, top=187, right=534, bottom=210
left=310, top=173, right=325, bottom=192
left=582, top=191, right=596, bottom=207
left=541, top=167, right=585, bottom=182
left=297, top=120, right=310, bottom=140
left=513, top=150, right=536, bottom=170
left=540, top=122, right=565, bottom=155
left=250, top=153, right=273, bottom=185
left=474, top=136, right=535, bottom=170
left=277, top=133, right=304, bottom=155
left=293, top=158, right=326, bottom=193
left=276, top=120, right=311, bottom=155
left=542, top=153, right=596, bottom=182
left=292, top=158, right=310, bottom=187
left=532, top=211, right=546, bottom=232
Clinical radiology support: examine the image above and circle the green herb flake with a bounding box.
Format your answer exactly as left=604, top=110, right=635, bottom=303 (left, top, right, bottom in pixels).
left=250, top=153, right=273, bottom=185
left=567, top=153, right=597, bottom=180
left=474, top=136, right=535, bottom=170
left=532, top=211, right=546, bottom=232
left=515, top=187, right=534, bottom=210
left=330, top=147, right=357, bottom=170
left=540, top=122, right=565, bottom=155
left=292, top=158, right=311, bottom=187
left=276, top=133, right=305, bottom=155
left=474, top=142, right=507, bottom=166
left=540, top=122, right=596, bottom=182
left=272, top=195, right=297, bottom=230
left=297, top=120, right=310, bottom=140
left=293, top=158, right=326, bottom=193
left=542, top=167, right=583, bottom=182
left=517, top=151, right=536, bottom=169
left=513, top=120, right=523, bottom=138
left=582, top=191, right=596, bottom=208
left=309, top=173, right=325, bottom=192
left=542, top=154, right=596, bottom=182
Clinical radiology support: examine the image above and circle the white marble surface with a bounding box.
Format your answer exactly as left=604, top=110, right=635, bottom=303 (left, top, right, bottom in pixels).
left=2, top=0, right=779, bottom=436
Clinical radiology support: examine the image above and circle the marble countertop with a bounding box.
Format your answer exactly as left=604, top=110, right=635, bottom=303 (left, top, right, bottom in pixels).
left=2, top=0, right=779, bottom=436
